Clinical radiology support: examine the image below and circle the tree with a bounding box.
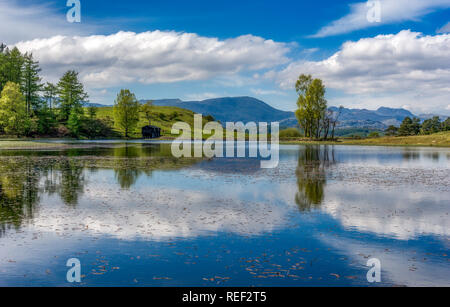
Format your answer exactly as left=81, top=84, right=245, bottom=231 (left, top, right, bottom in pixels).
left=4, top=47, right=24, bottom=87
left=421, top=116, right=441, bottom=135
left=0, top=47, right=24, bottom=93
left=113, top=89, right=140, bottom=138
left=442, top=117, right=450, bottom=131
left=329, top=106, right=343, bottom=140
left=0, top=82, right=32, bottom=137
left=385, top=125, right=398, bottom=136
left=67, top=108, right=85, bottom=138
left=43, top=82, right=58, bottom=109
left=368, top=131, right=380, bottom=138
left=0, top=47, right=7, bottom=92
left=140, top=100, right=153, bottom=125
left=36, top=105, right=57, bottom=135
left=295, top=74, right=327, bottom=139
left=57, top=70, right=88, bottom=122
left=398, top=117, right=421, bottom=136
left=21, top=53, right=42, bottom=115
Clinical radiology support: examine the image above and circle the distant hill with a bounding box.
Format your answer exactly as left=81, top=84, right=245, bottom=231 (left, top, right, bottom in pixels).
left=83, top=102, right=110, bottom=108
left=91, top=96, right=448, bottom=130
left=145, top=96, right=293, bottom=124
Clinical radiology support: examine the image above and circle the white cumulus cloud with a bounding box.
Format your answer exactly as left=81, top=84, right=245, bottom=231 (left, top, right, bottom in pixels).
left=312, top=0, right=450, bottom=38
left=269, top=30, right=450, bottom=113
left=15, top=31, right=291, bottom=88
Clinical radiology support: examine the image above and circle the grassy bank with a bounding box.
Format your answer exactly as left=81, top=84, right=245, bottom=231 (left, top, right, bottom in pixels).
left=281, top=131, right=450, bottom=147
left=1, top=130, right=449, bottom=150
left=0, top=140, right=65, bottom=150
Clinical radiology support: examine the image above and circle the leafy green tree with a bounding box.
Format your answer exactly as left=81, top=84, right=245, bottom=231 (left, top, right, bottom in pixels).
left=113, top=89, right=140, bottom=138
left=295, top=74, right=327, bottom=139
left=421, top=116, right=442, bottom=135
left=140, top=100, right=153, bottom=126
left=0, top=82, right=32, bottom=136
left=441, top=117, right=450, bottom=131
left=385, top=125, right=399, bottom=136
left=398, top=117, right=421, bottom=136
left=21, top=53, right=42, bottom=115
left=368, top=131, right=380, bottom=138
left=57, top=70, right=88, bottom=122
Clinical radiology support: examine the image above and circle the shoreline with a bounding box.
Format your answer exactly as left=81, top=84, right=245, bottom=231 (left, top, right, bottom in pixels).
left=1, top=132, right=449, bottom=150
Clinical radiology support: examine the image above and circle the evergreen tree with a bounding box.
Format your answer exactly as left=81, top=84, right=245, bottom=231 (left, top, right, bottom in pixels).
left=36, top=106, right=57, bottom=135
left=0, top=47, right=7, bottom=92
left=399, top=117, right=421, bottom=136
left=21, top=53, right=42, bottom=115
left=385, top=125, right=399, bottom=136
left=57, top=70, right=88, bottom=122
left=5, top=47, right=24, bottom=86
left=421, top=116, right=441, bottom=135
left=67, top=108, right=85, bottom=138
left=43, top=82, right=58, bottom=109
left=398, top=117, right=412, bottom=136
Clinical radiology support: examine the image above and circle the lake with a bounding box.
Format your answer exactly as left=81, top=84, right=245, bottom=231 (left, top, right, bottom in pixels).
left=0, top=142, right=449, bottom=286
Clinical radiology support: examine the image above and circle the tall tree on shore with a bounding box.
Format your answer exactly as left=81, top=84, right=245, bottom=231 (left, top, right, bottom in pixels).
left=57, top=70, right=88, bottom=122
left=0, top=46, right=7, bottom=92
left=295, top=74, right=327, bottom=139
left=0, top=82, right=32, bottom=137
left=113, top=89, right=140, bottom=138
left=21, top=53, right=42, bottom=115
left=5, top=47, right=24, bottom=86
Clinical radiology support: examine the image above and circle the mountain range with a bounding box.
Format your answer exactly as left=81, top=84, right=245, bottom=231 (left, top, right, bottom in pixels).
left=87, top=96, right=447, bottom=130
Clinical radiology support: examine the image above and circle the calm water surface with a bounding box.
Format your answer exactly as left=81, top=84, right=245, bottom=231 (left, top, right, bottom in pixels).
left=0, top=143, right=449, bottom=286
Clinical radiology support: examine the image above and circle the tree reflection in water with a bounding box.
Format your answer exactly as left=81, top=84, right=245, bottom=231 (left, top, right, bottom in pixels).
left=0, top=143, right=200, bottom=236
left=295, top=146, right=336, bottom=211
left=0, top=158, right=40, bottom=236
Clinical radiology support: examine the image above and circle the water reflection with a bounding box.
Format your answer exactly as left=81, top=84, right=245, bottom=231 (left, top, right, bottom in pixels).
left=295, top=146, right=336, bottom=211
left=0, top=158, right=39, bottom=236
left=0, top=142, right=448, bottom=286
left=0, top=144, right=201, bottom=236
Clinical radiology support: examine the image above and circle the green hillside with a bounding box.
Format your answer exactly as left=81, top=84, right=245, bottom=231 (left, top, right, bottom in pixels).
left=92, top=105, right=212, bottom=138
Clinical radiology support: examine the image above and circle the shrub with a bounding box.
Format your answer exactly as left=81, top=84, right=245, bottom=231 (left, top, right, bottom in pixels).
left=368, top=131, right=380, bottom=138
left=280, top=128, right=302, bottom=138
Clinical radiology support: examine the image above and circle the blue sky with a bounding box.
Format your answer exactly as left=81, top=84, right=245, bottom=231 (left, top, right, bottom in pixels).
left=2, top=0, right=450, bottom=114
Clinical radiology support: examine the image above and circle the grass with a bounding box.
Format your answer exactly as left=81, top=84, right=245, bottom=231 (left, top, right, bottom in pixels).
left=0, top=140, right=64, bottom=149
left=343, top=131, right=450, bottom=147
left=94, top=105, right=209, bottom=138
left=281, top=131, right=450, bottom=147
